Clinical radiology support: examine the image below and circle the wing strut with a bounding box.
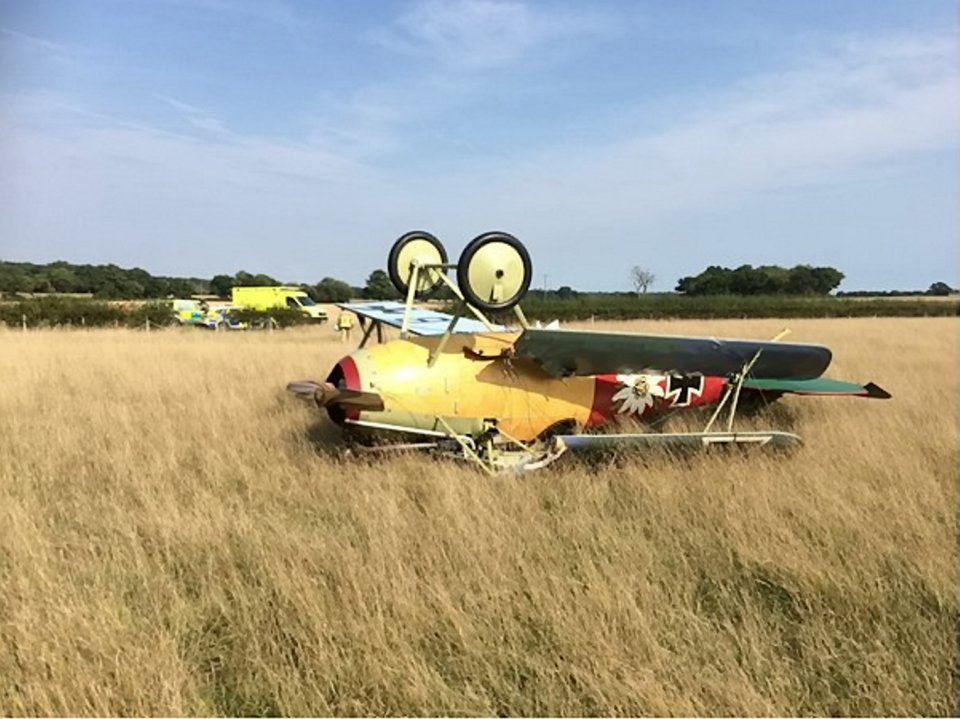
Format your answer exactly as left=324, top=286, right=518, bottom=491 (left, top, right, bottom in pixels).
left=703, top=328, right=791, bottom=433
left=397, top=258, right=529, bottom=366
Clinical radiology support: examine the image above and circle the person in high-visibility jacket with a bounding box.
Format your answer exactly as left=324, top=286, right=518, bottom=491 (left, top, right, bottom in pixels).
left=336, top=309, right=354, bottom=342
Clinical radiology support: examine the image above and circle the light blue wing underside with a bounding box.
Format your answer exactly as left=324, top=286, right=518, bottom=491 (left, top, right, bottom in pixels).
left=336, top=301, right=505, bottom=336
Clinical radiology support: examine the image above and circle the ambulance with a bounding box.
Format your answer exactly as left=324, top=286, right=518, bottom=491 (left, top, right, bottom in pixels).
left=230, top=286, right=327, bottom=322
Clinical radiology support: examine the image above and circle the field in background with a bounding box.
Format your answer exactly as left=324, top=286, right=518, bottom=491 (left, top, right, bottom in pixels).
left=2, top=293, right=958, bottom=330
left=841, top=293, right=960, bottom=302
left=0, top=318, right=956, bottom=715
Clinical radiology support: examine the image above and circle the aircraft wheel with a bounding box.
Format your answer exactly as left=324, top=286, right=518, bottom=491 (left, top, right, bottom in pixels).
left=387, top=230, right=448, bottom=299
left=457, top=231, right=532, bottom=312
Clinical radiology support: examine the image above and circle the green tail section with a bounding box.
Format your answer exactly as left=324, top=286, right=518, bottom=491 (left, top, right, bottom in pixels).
left=743, top=377, right=891, bottom=398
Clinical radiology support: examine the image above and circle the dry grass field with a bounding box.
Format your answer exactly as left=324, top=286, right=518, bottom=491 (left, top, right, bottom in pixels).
left=0, top=318, right=956, bottom=716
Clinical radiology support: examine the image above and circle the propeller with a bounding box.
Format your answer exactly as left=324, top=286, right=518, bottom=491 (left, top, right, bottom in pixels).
left=286, top=380, right=384, bottom=411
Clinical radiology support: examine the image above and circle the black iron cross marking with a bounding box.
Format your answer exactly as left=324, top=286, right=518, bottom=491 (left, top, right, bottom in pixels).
left=666, top=374, right=704, bottom=406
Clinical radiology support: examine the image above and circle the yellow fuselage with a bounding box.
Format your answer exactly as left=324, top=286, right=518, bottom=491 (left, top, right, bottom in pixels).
left=332, top=333, right=596, bottom=441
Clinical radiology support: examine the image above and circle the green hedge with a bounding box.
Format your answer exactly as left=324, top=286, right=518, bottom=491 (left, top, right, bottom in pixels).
left=0, top=298, right=174, bottom=328
left=226, top=306, right=314, bottom=328
left=0, top=298, right=321, bottom=329
left=502, top=294, right=960, bottom=321
left=4, top=294, right=956, bottom=329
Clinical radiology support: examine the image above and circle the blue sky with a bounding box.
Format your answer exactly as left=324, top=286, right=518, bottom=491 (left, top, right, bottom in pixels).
left=0, top=0, right=956, bottom=291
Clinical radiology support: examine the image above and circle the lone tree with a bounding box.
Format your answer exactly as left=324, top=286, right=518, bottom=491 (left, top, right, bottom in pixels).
left=363, top=269, right=400, bottom=300
left=631, top=266, right=656, bottom=295
left=927, top=281, right=955, bottom=296
left=313, top=277, right=354, bottom=302
left=209, top=274, right=234, bottom=298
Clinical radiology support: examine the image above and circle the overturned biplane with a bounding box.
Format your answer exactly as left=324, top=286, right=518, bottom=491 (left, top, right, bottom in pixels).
left=289, top=231, right=889, bottom=473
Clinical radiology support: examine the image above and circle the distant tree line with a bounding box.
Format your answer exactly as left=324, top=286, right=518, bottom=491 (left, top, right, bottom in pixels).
left=3, top=259, right=954, bottom=304
left=0, top=260, right=202, bottom=299
left=838, top=282, right=957, bottom=297
left=209, top=271, right=360, bottom=302
left=209, top=271, right=281, bottom=297
left=0, top=261, right=358, bottom=302
left=0, top=260, right=416, bottom=303
left=675, top=264, right=845, bottom=296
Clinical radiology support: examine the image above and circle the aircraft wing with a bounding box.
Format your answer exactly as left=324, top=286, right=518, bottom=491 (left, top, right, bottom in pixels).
left=513, top=328, right=832, bottom=379
left=557, top=430, right=802, bottom=451
left=336, top=301, right=506, bottom=336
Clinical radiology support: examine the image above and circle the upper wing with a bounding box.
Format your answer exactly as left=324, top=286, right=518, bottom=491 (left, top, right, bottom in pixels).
left=336, top=301, right=505, bottom=336
left=513, top=328, right=832, bottom=379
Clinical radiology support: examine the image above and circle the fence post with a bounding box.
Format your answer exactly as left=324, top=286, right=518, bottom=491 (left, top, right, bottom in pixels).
left=21, top=314, right=26, bottom=332
left=145, top=318, right=150, bottom=332
left=81, top=316, right=85, bottom=327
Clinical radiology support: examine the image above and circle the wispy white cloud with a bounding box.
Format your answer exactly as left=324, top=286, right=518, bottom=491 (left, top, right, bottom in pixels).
left=371, top=31, right=958, bottom=286
left=0, top=90, right=384, bottom=277
left=318, top=2, right=614, bottom=161
left=375, top=0, right=612, bottom=70
left=428, top=33, right=958, bottom=218
left=0, top=27, right=955, bottom=287
left=157, top=95, right=229, bottom=134
left=0, top=27, right=70, bottom=55
left=155, top=0, right=301, bottom=30
left=3, top=90, right=373, bottom=186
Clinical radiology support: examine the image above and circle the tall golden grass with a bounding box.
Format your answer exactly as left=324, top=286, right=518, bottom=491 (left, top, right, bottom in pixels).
left=0, top=318, right=956, bottom=716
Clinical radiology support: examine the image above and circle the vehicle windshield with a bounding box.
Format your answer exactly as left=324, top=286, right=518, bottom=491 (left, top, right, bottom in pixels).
left=298, top=295, right=316, bottom=306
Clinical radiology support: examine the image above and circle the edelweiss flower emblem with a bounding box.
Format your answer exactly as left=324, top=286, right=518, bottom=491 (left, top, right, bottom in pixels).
left=612, top=373, right=667, bottom=416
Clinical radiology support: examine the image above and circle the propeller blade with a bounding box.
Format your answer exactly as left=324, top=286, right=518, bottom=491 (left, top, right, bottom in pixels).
left=287, top=380, right=384, bottom=411
left=287, top=380, right=322, bottom=399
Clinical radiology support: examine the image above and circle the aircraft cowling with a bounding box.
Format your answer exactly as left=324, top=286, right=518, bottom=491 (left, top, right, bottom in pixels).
left=324, top=355, right=366, bottom=423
